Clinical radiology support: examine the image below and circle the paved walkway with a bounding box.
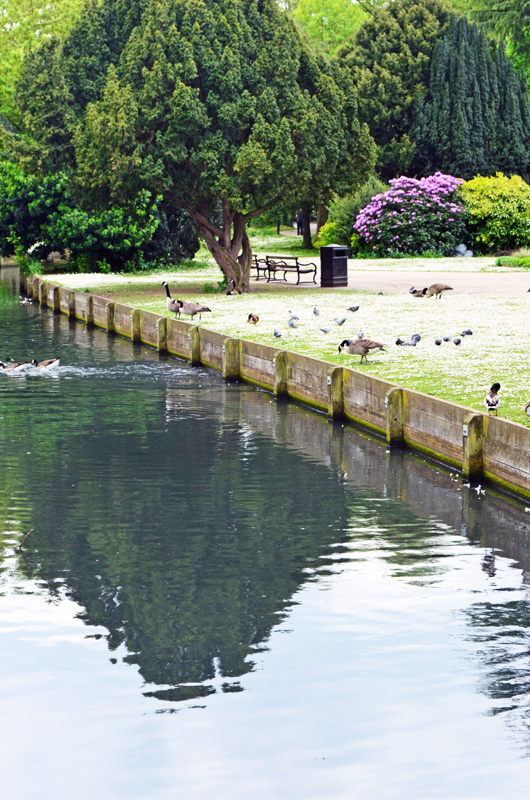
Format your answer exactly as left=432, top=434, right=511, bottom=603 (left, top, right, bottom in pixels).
left=344, top=270, right=530, bottom=296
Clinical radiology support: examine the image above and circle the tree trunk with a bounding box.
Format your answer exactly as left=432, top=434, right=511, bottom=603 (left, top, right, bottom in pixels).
left=316, top=205, right=329, bottom=232
left=189, top=208, right=253, bottom=292
left=302, top=202, right=313, bottom=249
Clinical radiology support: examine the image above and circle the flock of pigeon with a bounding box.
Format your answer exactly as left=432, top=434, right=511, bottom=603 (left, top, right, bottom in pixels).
left=161, top=279, right=478, bottom=366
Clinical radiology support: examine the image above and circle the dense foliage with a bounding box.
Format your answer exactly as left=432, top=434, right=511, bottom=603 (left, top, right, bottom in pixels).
left=8, top=0, right=374, bottom=289
left=353, top=172, right=466, bottom=256
left=338, top=0, right=451, bottom=180
left=470, top=0, right=530, bottom=72
left=411, top=16, right=530, bottom=180
left=462, top=173, right=530, bottom=252
left=315, top=175, right=388, bottom=246
left=0, top=160, right=198, bottom=271
left=0, top=0, right=84, bottom=124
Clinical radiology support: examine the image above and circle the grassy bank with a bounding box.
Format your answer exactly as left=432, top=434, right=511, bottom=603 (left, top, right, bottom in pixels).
left=47, top=252, right=530, bottom=426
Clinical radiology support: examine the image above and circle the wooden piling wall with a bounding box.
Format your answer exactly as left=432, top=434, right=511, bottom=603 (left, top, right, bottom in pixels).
left=23, top=279, right=530, bottom=501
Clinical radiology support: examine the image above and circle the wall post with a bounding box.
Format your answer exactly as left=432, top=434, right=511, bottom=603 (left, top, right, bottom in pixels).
left=273, top=350, right=288, bottom=398
left=106, top=302, right=115, bottom=333
left=131, top=309, right=141, bottom=342
left=85, top=295, right=94, bottom=326
left=50, top=285, right=60, bottom=312
left=385, top=387, right=404, bottom=446
left=156, top=316, right=167, bottom=352
left=222, top=338, right=241, bottom=380
left=327, top=366, right=344, bottom=419
left=39, top=281, right=47, bottom=306
left=188, top=326, right=201, bottom=365
left=462, top=412, right=484, bottom=480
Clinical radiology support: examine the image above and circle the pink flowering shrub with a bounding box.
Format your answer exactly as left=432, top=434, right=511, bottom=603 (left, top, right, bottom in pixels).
left=353, top=172, right=466, bottom=257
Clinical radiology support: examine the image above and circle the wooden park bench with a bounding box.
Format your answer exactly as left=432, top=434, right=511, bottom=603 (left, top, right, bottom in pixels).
left=251, top=255, right=269, bottom=280
left=265, top=255, right=318, bottom=285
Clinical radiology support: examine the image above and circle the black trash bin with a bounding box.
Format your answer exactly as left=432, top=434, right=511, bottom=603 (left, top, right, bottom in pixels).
left=320, top=244, right=348, bottom=287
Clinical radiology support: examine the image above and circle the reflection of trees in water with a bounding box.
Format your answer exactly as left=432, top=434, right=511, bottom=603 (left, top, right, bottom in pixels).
left=3, top=353, right=350, bottom=699
left=5, top=290, right=530, bottom=714
left=464, top=600, right=530, bottom=746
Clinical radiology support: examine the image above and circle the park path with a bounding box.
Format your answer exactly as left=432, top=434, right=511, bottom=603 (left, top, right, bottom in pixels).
left=344, top=270, right=530, bottom=296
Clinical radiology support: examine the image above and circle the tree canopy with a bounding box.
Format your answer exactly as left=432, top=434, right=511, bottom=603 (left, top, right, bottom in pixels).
left=411, top=16, right=530, bottom=180
left=338, top=0, right=452, bottom=180
left=9, top=0, right=374, bottom=288
left=0, top=0, right=84, bottom=123
left=78, top=0, right=376, bottom=287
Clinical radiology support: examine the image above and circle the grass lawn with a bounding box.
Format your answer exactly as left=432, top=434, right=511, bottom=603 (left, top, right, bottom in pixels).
left=46, top=242, right=530, bottom=426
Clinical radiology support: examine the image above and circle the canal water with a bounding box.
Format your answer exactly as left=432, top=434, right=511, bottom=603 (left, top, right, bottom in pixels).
left=1, top=268, right=530, bottom=799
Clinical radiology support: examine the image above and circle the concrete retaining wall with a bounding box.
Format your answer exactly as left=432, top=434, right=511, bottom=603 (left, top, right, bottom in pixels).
left=240, top=340, right=277, bottom=389
left=403, top=390, right=465, bottom=467
left=22, top=278, right=530, bottom=500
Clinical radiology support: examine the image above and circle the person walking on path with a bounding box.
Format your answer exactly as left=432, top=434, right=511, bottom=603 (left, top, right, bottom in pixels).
left=296, top=208, right=303, bottom=235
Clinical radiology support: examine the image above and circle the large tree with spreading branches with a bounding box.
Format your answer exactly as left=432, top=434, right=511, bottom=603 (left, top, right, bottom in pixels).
left=8, top=0, right=375, bottom=290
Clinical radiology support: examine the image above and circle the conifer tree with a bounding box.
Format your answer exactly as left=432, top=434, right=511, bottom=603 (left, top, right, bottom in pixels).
left=411, top=16, right=530, bottom=180
left=338, top=0, right=451, bottom=180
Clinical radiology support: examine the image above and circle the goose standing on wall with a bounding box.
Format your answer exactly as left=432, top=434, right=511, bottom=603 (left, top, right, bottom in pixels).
left=426, top=283, right=453, bottom=299
left=174, top=299, right=212, bottom=321
left=484, top=383, right=501, bottom=415
left=338, top=338, right=385, bottom=364
left=161, top=281, right=182, bottom=314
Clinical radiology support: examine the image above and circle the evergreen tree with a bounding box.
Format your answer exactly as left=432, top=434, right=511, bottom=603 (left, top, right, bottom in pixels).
left=69, top=0, right=375, bottom=288
left=338, top=0, right=452, bottom=180
left=411, top=16, right=530, bottom=180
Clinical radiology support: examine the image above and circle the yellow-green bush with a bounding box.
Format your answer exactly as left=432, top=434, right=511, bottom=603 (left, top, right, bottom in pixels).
left=462, top=173, right=530, bottom=253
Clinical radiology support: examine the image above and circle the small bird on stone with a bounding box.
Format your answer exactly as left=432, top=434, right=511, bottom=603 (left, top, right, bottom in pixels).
left=273, top=329, right=282, bottom=338
left=484, top=383, right=501, bottom=415
left=288, top=318, right=298, bottom=329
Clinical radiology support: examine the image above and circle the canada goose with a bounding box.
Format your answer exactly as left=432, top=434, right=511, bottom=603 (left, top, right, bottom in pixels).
left=0, top=358, right=31, bottom=373
left=31, top=358, right=60, bottom=369
left=338, top=338, right=385, bottom=364
left=226, top=279, right=241, bottom=295
left=410, top=287, right=427, bottom=297
left=484, top=383, right=501, bottom=415
left=426, top=283, right=453, bottom=299
left=247, top=314, right=259, bottom=325
left=161, top=281, right=181, bottom=314
left=174, top=299, right=212, bottom=320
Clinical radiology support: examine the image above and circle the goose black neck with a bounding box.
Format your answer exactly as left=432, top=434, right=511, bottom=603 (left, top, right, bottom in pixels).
left=164, top=284, right=171, bottom=298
